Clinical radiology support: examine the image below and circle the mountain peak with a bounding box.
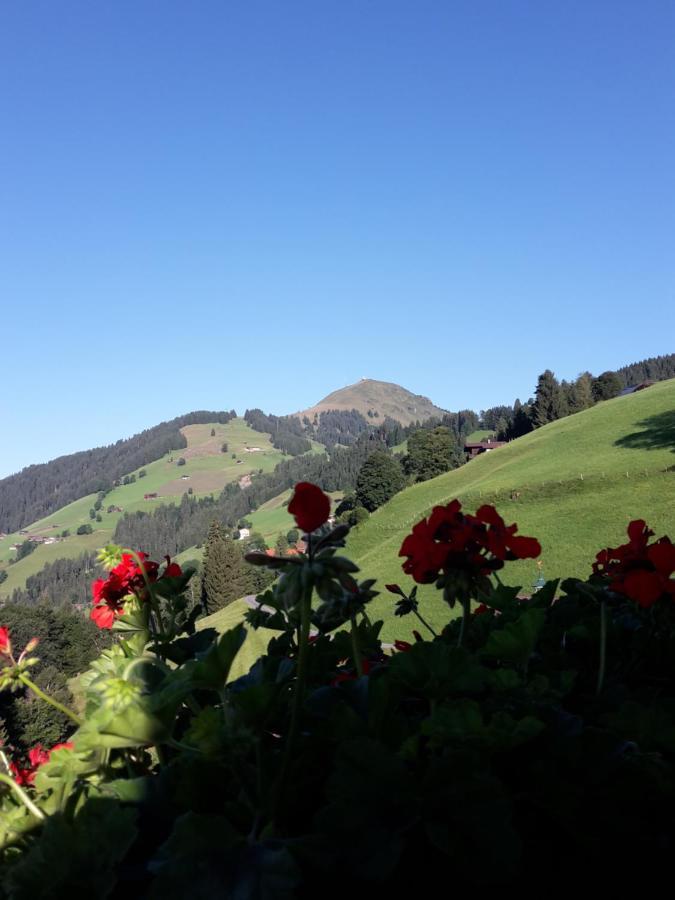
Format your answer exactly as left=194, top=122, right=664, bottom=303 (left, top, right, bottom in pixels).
left=296, top=379, right=447, bottom=426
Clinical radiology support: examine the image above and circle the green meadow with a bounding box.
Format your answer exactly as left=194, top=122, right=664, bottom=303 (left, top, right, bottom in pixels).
left=347, top=379, right=675, bottom=640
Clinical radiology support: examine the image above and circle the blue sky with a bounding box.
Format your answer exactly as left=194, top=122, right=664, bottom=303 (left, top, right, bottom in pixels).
left=1, top=0, right=673, bottom=477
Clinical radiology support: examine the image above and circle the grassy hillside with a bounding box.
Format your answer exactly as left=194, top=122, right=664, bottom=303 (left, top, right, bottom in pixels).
left=196, top=600, right=275, bottom=681
left=466, top=429, right=495, bottom=442
left=296, top=378, right=447, bottom=426
left=347, top=379, right=675, bottom=640
left=0, top=418, right=290, bottom=597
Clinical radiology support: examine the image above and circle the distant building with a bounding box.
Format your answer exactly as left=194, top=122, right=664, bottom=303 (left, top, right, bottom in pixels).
left=464, top=438, right=507, bottom=460
left=619, top=380, right=655, bottom=396
left=144, top=492, right=159, bottom=500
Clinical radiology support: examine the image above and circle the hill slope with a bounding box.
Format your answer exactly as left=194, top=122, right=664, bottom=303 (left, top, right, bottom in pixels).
left=0, top=410, right=237, bottom=533
left=0, top=418, right=290, bottom=597
left=296, top=379, right=447, bottom=426
left=347, top=378, right=675, bottom=640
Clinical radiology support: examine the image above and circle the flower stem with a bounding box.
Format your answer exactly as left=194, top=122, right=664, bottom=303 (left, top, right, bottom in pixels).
left=274, top=577, right=313, bottom=823
left=596, top=600, right=607, bottom=695
left=350, top=615, right=364, bottom=677
left=456, top=598, right=470, bottom=648
left=19, top=675, right=82, bottom=726
left=0, top=773, right=46, bottom=821
left=413, top=608, right=438, bottom=638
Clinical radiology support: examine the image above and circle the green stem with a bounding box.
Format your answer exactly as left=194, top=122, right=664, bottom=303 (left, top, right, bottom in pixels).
left=0, top=773, right=46, bottom=821
left=350, top=615, right=364, bottom=677
left=596, top=601, right=607, bottom=695
left=456, top=598, right=470, bottom=648
left=413, top=608, right=438, bottom=638
left=274, top=577, right=313, bottom=823
left=19, top=675, right=82, bottom=726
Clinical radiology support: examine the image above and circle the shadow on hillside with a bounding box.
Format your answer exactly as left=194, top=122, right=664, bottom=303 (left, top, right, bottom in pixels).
left=615, top=410, right=675, bottom=454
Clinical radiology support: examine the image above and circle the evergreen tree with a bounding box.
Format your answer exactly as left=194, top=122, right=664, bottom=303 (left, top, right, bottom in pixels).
left=568, top=372, right=595, bottom=412
left=509, top=399, right=534, bottom=438
left=532, top=370, right=568, bottom=427
left=592, top=370, right=623, bottom=401
left=355, top=451, right=406, bottom=511
left=201, top=521, right=248, bottom=614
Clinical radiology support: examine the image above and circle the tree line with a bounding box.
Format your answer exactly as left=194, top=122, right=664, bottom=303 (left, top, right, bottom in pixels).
left=244, top=409, right=312, bottom=455
left=0, top=603, right=110, bottom=756
left=481, top=352, right=675, bottom=441
left=0, top=410, right=237, bottom=533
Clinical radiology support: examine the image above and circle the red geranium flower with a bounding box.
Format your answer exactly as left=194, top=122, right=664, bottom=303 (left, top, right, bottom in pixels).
left=593, top=520, right=675, bottom=609
left=10, top=742, right=74, bottom=786
left=0, top=627, right=11, bottom=658
left=163, top=556, right=182, bottom=578
left=288, top=482, right=331, bottom=534
left=90, top=551, right=184, bottom=629
left=399, top=500, right=540, bottom=588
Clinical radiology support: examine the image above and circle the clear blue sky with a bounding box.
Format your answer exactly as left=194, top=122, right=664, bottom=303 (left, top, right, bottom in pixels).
left=2, top=1, right=673, bottom=477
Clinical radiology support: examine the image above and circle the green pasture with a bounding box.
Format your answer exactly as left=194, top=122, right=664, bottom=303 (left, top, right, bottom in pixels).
left=466, top=430, right=496, bottom=442
left=347, top=379, right=675, bottom=640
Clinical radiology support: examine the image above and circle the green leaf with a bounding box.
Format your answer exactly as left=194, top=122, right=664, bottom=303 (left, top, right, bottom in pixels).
left=389, top=642, right=487, bottom=699
left=422, top=700, right=544, bottom=751
left=476, top=582, right=521, bottom=612
left=148, top=813, right=301, bottom=900
left=5, top=799, right=138, bottom=899
left=481, top=607, right=546, bottom=668
left=186, top=624, right=247, bottom=690
left=76, top=700, right=170, bottom=750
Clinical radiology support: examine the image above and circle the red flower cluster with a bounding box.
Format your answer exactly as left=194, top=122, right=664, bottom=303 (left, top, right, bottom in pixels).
left=288, top=482, right=331, bottom=534
left=593, top=520, right=675, bottom=609
left=10, top=742, right=74, bottom=786
left=399, top=500, right=541, bottom=585
left=90, top=553, right=182, bottom=629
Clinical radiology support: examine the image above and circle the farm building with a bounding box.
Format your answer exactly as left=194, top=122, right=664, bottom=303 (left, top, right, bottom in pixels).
left=464, top=438, right=507, bottom=460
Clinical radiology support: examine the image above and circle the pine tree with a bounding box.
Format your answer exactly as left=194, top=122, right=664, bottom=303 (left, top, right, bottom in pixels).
left=201, top=521, right=248, bottom=614
left=532, top=370, right=567, bottom=427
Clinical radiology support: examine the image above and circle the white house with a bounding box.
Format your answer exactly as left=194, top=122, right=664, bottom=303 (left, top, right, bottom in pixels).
left=238, top=527, right=251, bottom=540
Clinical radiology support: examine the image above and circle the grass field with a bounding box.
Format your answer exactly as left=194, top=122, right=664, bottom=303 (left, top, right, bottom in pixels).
left=346, top=379, right=675, bottom=640
left=0, top=418, right=291, bottom=597
left=196, top=599, right=275, bottom=681
left=466, top=429, right=496, bottom=442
